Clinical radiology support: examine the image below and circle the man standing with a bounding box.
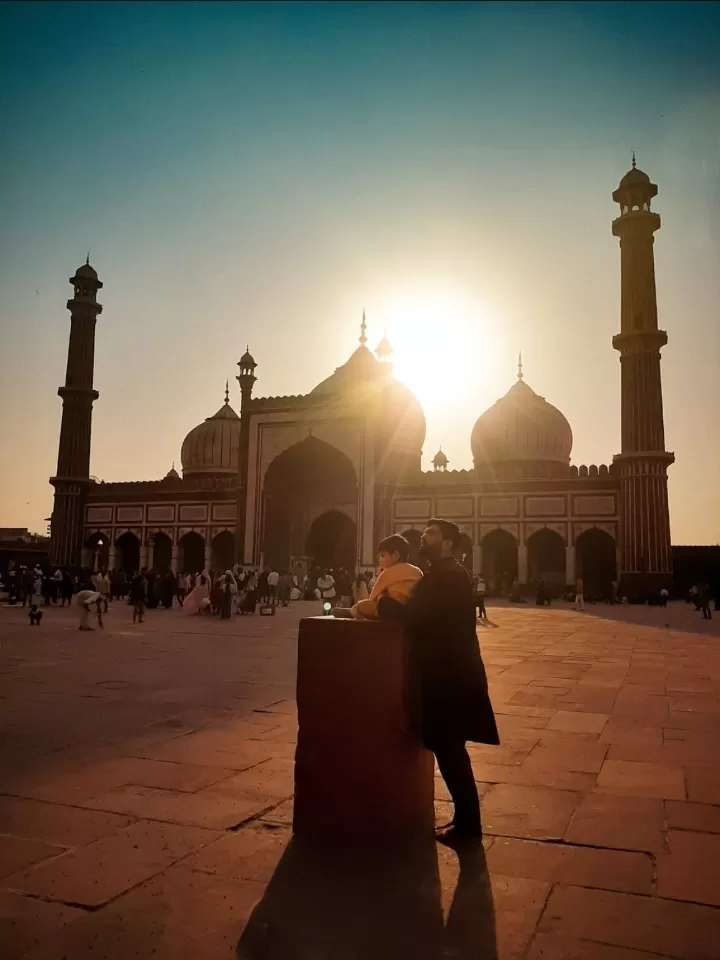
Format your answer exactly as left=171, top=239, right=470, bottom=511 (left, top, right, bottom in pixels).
left=380, top=518, right=499, bottom=842
left=267, top=567, right=280, bottom=605
left=473, top=573, right=487, bottom=621
left=575, top=577, right=584, bottom=611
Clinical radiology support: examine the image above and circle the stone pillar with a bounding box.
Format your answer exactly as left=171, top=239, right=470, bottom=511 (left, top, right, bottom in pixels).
left=171, top=545, right=178, bottom=573
left=139, top=545, right=148, bottom=570
left=294, top=617, right=434, bottom=849
left=108, top=545, right=116, bottom=571
left=565, top=545, right=575, bottom=585
left=518, top=544, right=528, bottom=584
left=472, top=544, right=482, bottom=574
left=204, top=544, right=211, bottom=572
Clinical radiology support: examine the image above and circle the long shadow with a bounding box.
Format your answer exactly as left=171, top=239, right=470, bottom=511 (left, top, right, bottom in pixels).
left=237, top=836, right=497, bottom=960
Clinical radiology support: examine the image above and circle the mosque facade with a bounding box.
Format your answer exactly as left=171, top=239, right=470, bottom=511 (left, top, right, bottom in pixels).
left=49, top=164, right=674, bottom=595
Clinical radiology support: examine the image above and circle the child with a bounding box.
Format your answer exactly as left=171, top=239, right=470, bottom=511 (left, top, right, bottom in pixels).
left=350, top=534, right=422, bottom=619
left=28, top=604, right=43, bottom=626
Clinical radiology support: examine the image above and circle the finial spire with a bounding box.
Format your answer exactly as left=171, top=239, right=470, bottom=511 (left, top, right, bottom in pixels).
left=517, top=351, right=524, bottom=381
left=359, top=309, right=367, bottom=346
left=86, top=250, right=90, bottom=265
left=224, top=379, right=229, bottom=404
left=631, top=150, right=636, bottom=170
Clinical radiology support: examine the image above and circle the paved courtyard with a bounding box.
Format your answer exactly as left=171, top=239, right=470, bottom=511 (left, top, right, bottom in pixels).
left=1, top=598, right=720, bottom=959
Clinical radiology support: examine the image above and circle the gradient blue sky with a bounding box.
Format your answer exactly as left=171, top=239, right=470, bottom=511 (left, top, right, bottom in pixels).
left=1, top=1, right=718, bottom=542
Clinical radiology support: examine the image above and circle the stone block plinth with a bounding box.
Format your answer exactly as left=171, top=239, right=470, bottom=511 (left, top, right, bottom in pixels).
left=293, top=616, right=434, bottom=847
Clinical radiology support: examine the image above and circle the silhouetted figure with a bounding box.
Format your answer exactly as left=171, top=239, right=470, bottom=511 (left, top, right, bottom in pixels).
left=380, top=518, right=499, bottom=842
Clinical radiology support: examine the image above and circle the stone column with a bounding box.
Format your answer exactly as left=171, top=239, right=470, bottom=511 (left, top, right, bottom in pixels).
left=171, top=545, right=178, bottom=573
left=565, top=545, right=575, bottom=585
left=518, top=544, right=528, bottom=583
left=472, top=544, right=482, bottom=573
left=139, top=544, right=148, bottom=570
left=108, top=545, right=116, bottom=571
left=204, top=544, right=212, bottom=572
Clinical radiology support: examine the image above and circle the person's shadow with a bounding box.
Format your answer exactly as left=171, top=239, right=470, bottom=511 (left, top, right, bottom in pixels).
left=237, top=835, right=497, bottom=960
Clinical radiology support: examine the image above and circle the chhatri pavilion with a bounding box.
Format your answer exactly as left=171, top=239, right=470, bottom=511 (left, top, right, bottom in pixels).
left=50, top=163, right=674, bottom=595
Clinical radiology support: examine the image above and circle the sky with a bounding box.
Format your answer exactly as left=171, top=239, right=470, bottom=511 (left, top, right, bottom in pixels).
left=0, top=0, right=718, bottom=543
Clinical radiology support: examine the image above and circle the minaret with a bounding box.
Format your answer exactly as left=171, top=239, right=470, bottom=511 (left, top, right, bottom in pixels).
left=235, top=347, right=257, bottom=563
left=611, top=159, right=674, bottom=591
left=49, top=259, right=103, bottom=567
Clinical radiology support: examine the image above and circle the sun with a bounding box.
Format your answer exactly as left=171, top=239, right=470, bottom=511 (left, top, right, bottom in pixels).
left=373, top=284, right=507, bottom=418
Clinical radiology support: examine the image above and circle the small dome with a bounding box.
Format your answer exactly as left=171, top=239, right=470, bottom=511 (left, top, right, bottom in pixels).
left=181, top=395, right=241, bottom=477
left=471, top=378, right=572, bottom=475
left=164, top=464, right=180, bottom=480
left=433, top=447, right=449, bottom=469
left=75, top=261, right=98, bottom=279
left=376, top=335, right=393, bottom=361
left=239, top=346, right=256, bottom=368
left=619, top=166, right=651, bottom=188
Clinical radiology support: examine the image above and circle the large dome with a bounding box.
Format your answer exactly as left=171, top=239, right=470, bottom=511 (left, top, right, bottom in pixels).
left=471, top=378, right=572, bottom=478
left=310, top=345, right=426, bottom=454
left=181, top=397, right=241, bottom=477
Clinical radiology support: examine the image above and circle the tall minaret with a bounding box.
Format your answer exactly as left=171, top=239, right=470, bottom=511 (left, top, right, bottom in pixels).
left=235, top=346, right=257, bottom=563
left=611, top=159, right=674, bottom=591
left=49, top=259, right=103, bottom=566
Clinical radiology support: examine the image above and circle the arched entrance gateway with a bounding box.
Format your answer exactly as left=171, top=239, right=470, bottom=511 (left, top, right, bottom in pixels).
left=115, top=532, right=140, bottom=574
left=211, top=530, right=235, bottom=572
left=262, top=436, right=358, bottom=571
left=576, top=528, right=617, bottom=599
left=178, top=531, right=205, bottom=573
left=481, top=529, right=518, bottom=594
left=527, top=528, right=566, bottom=587
left=306, top=511, right=356, bottom=571
left=150, top=532, right=172, bottom=571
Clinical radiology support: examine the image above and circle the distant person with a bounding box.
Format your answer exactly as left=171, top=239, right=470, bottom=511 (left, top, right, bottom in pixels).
left=129, top=573, right=147, bottom=623
left=75, top=589, right=103, bottom=631
left=60, top=571, right=75, bottom=607
left=278, top=571, right=291, bottom=606
left=94, top=569, right=110, bottom=613
left=28, top=603, right=43, bottom=626
left=378, top=519, right=498, bottom=842
left=316, top=570, right=336, bottom=606
left=536, top=579, right=549, bottom=606
left=240, top=571, right=258, bottom=614
left=184, top=573, right=210, bottom=616
left=473, top=574, right=487, bottom=621
left=176, top=572, right=187, bottom=607
left=52, top=568, right=63, bottom=604
left=267, top=567, right=280, bottom=604
left=258, top=568, right=270, bottom=604
left=575, top=578, right=584, bottom=611
left=659, top=587, right=669, bottom=607
left=700, top=584, right=712, bottom=620
left=348, top=535, right=422, bottom=619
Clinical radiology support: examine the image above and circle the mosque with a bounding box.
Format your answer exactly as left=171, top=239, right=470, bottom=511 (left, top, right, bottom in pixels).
left=49, top=162, right=674, bottom=595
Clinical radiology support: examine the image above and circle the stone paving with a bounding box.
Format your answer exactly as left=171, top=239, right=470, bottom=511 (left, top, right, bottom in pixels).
left=1, top=598, right=719, bottom=959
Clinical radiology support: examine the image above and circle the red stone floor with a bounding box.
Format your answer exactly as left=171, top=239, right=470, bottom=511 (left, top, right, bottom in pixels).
left=1, top=598, right=719, bottom=959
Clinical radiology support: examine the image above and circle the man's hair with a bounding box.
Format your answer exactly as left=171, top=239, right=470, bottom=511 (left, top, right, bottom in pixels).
left=377, top=534, right=410, bottom=561
left=427, top=518, right=462, bottom=547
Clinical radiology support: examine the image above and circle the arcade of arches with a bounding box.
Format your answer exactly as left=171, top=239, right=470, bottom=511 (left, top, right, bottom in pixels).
left=262, top=437, right=358, bottom=571
left=476, top=526, right=617, bottom=595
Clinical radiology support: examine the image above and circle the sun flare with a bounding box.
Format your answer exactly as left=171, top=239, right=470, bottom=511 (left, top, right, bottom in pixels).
left=373, top=284, right=507, bottom=421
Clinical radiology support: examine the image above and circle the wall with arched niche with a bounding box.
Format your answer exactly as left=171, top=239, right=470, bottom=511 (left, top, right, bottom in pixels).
left=244, top=409, right=374, bottom=565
